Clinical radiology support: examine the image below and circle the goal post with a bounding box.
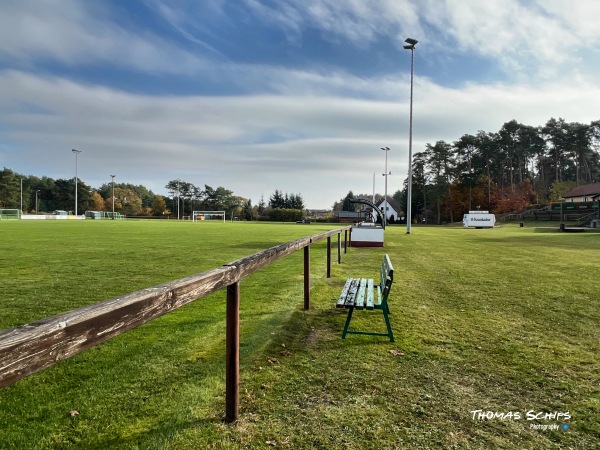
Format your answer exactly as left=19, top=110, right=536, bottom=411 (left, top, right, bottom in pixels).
left=0, top=209, right=22, bottom=220
left=193, top=211, right=226, bottom=222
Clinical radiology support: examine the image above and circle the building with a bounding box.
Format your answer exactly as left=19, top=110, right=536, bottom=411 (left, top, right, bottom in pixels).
left=375, top=199, right=403, bottom=224
left=337, top=211, right=368, bottom=223
left=563, top=182, right=600, bottom=202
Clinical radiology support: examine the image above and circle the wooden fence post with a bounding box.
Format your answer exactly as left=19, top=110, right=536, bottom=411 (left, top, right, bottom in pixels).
left=304, top=245, right=310, bottom=310
left=327, top=236, right=331, bottom=278
left=344, top=230, right=348, bottom=253
left=225, top=282, right=240, bottom=423
left=337, top=233, right=341, bottom=264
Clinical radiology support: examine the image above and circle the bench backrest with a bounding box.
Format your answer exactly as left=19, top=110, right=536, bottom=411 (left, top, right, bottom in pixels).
left=379, top=254, right=394, bottom=303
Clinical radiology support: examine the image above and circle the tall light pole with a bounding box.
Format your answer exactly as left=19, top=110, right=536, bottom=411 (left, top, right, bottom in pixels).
left=35, top=190, right=40, bottom=214
left=559, top=197, right=565, bottom=231
left=110, top=174, right=116, bottom=218
left=381, top=146, right=391, bottom=227
left=72, top=149, right=82, bottom=216
left=404, top=37, right=418, bottom=234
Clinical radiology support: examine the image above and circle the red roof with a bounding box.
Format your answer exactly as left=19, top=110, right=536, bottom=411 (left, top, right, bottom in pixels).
left=564, top=182, right=600, bottom=198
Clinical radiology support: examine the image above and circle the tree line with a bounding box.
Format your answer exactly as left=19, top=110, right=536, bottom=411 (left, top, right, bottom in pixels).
left=408, top=117, right=600, bottom=224
left=0, top=168, right=307, bottom=221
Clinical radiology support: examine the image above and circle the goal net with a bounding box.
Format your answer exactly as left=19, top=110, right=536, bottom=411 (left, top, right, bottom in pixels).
left=0, top=209, right=22, bottom=220
left=193, top=211, right=226, bottom=222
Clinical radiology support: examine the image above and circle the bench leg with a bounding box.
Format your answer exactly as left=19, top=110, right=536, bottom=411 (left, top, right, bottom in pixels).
left=382, top=308, right=395, bottom=342
left=341, top=307, right=355, bottom=339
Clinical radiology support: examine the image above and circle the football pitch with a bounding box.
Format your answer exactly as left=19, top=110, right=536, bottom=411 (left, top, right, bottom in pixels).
left=0, top=220, right=598, bottom=449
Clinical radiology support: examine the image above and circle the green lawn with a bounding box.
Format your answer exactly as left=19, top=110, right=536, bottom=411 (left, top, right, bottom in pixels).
left=0, top=221, right=598, bottom=449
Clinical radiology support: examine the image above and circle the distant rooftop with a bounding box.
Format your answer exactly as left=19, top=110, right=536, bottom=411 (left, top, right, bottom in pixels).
left=564, top=182, right=600, bottom=198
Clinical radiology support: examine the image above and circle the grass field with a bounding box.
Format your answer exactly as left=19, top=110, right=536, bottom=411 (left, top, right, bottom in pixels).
left=0, top=220, right=598, bottom=449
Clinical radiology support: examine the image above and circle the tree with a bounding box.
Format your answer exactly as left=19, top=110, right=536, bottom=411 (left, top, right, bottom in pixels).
left=90, top=192, right=106, bottom=211
left=425, top=140, right=455, bottom=223
left=269, top=190, right=285, bottom=209
left=0, top=168, right=21, bottom=208
left=342, top=191, right=356, bottom=211
left=258, top=195, right=266, bottom=215
left=113, top=187, right=142, bottom=216
left=288, top=193, right=305, bottom=210
left=151, top=195, right=168, bottom=216
left=242, top=199, right=255, bottom=220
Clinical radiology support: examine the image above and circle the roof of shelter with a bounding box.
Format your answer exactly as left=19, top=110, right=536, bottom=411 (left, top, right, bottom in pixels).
left=564, top=182, right=600, bottom=198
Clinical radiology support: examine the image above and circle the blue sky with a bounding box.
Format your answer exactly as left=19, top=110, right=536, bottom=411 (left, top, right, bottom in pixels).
left=1, top=0, right=600, bottom=209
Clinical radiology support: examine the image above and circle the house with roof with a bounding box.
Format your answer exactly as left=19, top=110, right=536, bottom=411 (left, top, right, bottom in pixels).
left=563, top=182, right=600, bottom=202
left=374, top=198, right=404, bottom=224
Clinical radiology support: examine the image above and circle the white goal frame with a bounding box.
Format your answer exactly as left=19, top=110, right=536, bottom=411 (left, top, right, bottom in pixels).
left=0, top=209, right=22, bottom=220
left=193, top=210, right=226, bottom=222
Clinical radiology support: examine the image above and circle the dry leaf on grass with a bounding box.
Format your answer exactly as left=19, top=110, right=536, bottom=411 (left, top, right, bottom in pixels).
left=388, top=350, right=405, bottom=356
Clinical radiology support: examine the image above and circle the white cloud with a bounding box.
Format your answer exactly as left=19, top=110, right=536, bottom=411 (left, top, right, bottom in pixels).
left=0, top=0, right=212, bottom=75
left=2, top=68, right=600, bottom=208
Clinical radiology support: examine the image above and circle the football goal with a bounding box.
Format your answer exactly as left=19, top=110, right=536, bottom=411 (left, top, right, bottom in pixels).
left=0, top=209, right=22, bottom=220
left=193, top=211, right=226, bottom=222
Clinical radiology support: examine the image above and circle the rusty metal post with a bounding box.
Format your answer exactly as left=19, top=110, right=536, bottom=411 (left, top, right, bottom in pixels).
left=304, top=245, right=310, bottom=310
left=225, top=282, right=240, bottom=422
left=327, top=236, right=331, bottom=278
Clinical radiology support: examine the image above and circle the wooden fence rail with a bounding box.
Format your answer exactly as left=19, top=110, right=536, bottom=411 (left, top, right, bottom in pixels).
left=0, top=225, right=353, bottom=422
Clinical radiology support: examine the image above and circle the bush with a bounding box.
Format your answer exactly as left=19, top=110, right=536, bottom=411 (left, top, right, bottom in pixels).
left=267, top=208, right=305, bottom=222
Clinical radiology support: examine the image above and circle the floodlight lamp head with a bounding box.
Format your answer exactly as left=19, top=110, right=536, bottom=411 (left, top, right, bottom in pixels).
left=403, top=45, right=414, bottom=50
left=405, top=37, right=418, bottom=45
left=381, top=146, right=390, bottom=151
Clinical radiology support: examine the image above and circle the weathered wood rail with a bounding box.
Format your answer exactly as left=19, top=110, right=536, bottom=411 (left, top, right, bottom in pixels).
left=0, top=225, right=352, bottom=422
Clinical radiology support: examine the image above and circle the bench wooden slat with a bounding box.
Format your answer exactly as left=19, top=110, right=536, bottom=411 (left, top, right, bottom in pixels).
left=355, top=278, right=367, bottom=310
left=375, top=284, right=382, bottom=307
left=336, top=278, right=354, bottom=308
left=345, top=278, right=361, bottom=308
left=366, top=278, right=375, bottom=310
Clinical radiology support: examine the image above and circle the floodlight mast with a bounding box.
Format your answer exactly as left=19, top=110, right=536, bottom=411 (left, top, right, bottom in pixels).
left=72, top=149, right=82, bottom=216
left=111, top=175, right=116, bottom=218
left=381, top=147, right=391, bottom=227
left=403, top=38, right=417, bottom=234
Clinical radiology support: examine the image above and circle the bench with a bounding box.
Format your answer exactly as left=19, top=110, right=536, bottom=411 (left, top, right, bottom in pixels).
left=336, top=254, right=394, bottom=342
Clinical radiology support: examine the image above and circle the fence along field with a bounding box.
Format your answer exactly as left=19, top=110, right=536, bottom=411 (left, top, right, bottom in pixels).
left=0, top=221, right=350, bottom=424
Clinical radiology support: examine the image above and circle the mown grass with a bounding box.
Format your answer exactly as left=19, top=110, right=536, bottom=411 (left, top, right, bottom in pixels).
left=0, top=221, right=598, bottom=449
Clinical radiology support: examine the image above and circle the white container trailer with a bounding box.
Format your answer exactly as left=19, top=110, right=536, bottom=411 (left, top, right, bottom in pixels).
left=463, top=211, right=496, bottom=228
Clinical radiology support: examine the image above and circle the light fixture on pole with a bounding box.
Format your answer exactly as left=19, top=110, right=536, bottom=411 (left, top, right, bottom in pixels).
left=381, top=147, right=391, bottom=227
left=403, top=37, right=418, bottom=234
left=72, top=149, right=82, bottom=216
left=110, top=174, right=116, bottom=218
left=35, top=190, right=40, bottom=214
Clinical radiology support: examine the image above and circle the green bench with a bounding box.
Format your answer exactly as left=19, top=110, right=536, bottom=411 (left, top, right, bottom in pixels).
left=336, top=254, right=395, bottom=342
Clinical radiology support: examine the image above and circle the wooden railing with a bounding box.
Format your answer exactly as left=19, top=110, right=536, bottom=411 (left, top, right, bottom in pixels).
left=0, top=225, right=353, bottom=422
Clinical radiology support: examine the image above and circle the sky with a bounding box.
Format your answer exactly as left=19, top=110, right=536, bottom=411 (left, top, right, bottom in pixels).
left=1, top=1, right=600, bottom=210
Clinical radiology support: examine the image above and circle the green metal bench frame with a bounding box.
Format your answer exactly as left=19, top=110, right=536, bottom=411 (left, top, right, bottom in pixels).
left=336, top=254, right=394, bottom=342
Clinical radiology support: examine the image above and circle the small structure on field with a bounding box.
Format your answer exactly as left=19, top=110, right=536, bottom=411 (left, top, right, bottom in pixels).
left=463, top=211, right=496, bottom=228
left=348, top=198, right=385, bottom=247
